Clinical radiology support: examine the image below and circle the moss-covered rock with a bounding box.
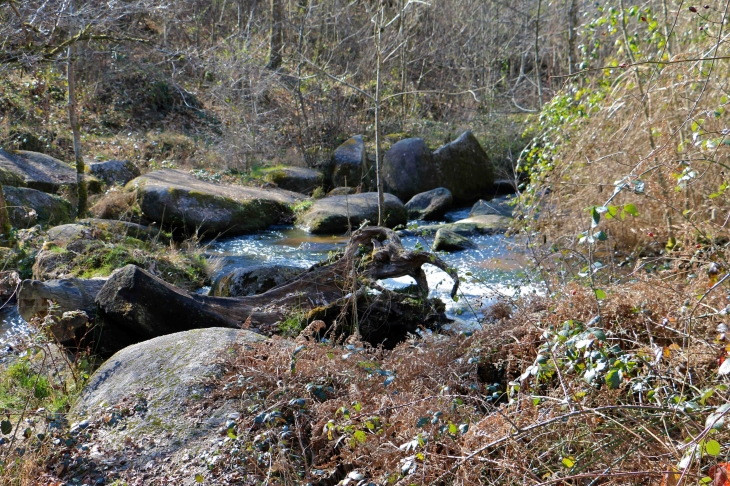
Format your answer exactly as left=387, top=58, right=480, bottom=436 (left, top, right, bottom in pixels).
left=297, top=192, right=407, bottom=234
left=2, top=186, right=73, bottom=228
left=127, top=169, right=303, bottom=237
left=383, top=138, right=439, bottom=202
left=33, top=219, right=203, bottom=289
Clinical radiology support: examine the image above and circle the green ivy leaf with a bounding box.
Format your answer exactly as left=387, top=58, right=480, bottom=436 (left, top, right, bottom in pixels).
left=605, top=369, right=621, bottom=389
left=591, top=207, right=600, bottom=227
left=623, top=203, right=639, bottom=217
left=705, top=439, right=721, bottom=456
left=0, top=420, right=11, bottom=435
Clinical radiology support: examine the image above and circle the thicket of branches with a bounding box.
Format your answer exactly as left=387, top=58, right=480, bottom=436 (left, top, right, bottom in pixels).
left=1, top=0, right=591, bottom=170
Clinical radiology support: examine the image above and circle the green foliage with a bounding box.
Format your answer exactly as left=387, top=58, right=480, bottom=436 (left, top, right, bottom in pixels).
left=278, top=311, right=306, bottom=337
left=290, top=199, right=313, bottom=215
left=519, top=319, right=637, bottom=392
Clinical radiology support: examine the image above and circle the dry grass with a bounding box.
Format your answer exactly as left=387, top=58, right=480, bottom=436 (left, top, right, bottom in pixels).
left=185, top=264, right=730, bottom=485
left=522, top=13, right=730, bottom=255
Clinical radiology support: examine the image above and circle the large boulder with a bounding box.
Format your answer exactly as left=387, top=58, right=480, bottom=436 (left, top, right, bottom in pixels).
left=70, top=328, right=267, bottom=471
left=2, top=186, right=73, bottom=228
left=0, top=148, right=101, bottom=194
left=432, top=131, right=494, bottom=203
left=87, top=159, right=140, bottom=186
left=405, top=187, right=453, bottom=221
left=432, top=228, right=478, bottom=252
left=297, top=192, right=407, bottom=234
left=265, top=166, right=324, bottom=195
left=126, top=169, right=303, bottom=236
left=211, top=264, right=305, bottom=297
left=332, top=135, right=370, bottom=188
left=383, top=138, right=439, bottom=202
left=383, top=132, right=495, bottom=204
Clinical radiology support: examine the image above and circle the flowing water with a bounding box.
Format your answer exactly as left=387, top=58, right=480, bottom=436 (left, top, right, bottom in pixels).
left=205, top=206, right=534, bottom=329
left=0, top=206, right=533, bottom=343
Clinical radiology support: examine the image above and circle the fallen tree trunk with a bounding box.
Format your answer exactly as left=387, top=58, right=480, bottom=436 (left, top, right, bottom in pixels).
left=41, top=227, right=457, bottom=352
left=18, top=277, right=108, bottom=321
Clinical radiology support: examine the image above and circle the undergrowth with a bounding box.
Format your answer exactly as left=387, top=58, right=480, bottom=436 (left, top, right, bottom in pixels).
left=198, top=264, right=730, bottom=485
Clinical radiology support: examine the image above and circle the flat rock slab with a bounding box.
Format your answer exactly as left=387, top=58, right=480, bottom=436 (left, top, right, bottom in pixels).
left=46, top=219, right=164, bottom=246
left=469, top=196, right=514, bottom=218
left=416, top=214, right=512, bottom=236
left=71, top=328, right=266, bottom=470
left=127, top=169, right=303, bottom=236
left=297, top=192, right=407, bottom=234
left=264, top=166, right=324, bottom=195
left=0, top=148, right=100, bottom=194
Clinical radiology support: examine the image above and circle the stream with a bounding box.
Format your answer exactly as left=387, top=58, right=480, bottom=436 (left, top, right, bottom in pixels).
left=0, top=206, right=533, bottom=345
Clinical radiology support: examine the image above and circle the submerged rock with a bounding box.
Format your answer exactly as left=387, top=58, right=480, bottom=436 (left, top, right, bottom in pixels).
left=2, top=186, right=73, bottom=228
left=70, top=328, right=266, bottom=469
left=417, top=214, right=512, bottom=236
left=297, top=192, right=407, bottom=234
left=432, top=228, right=478, bottom=252
left=264, top=166, right=324, bottom=195
left=127, top=169, right=302, bottom=237
left=405, top=187, right=453, bottom=221
left=211, top=265, right=306, bottom=297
